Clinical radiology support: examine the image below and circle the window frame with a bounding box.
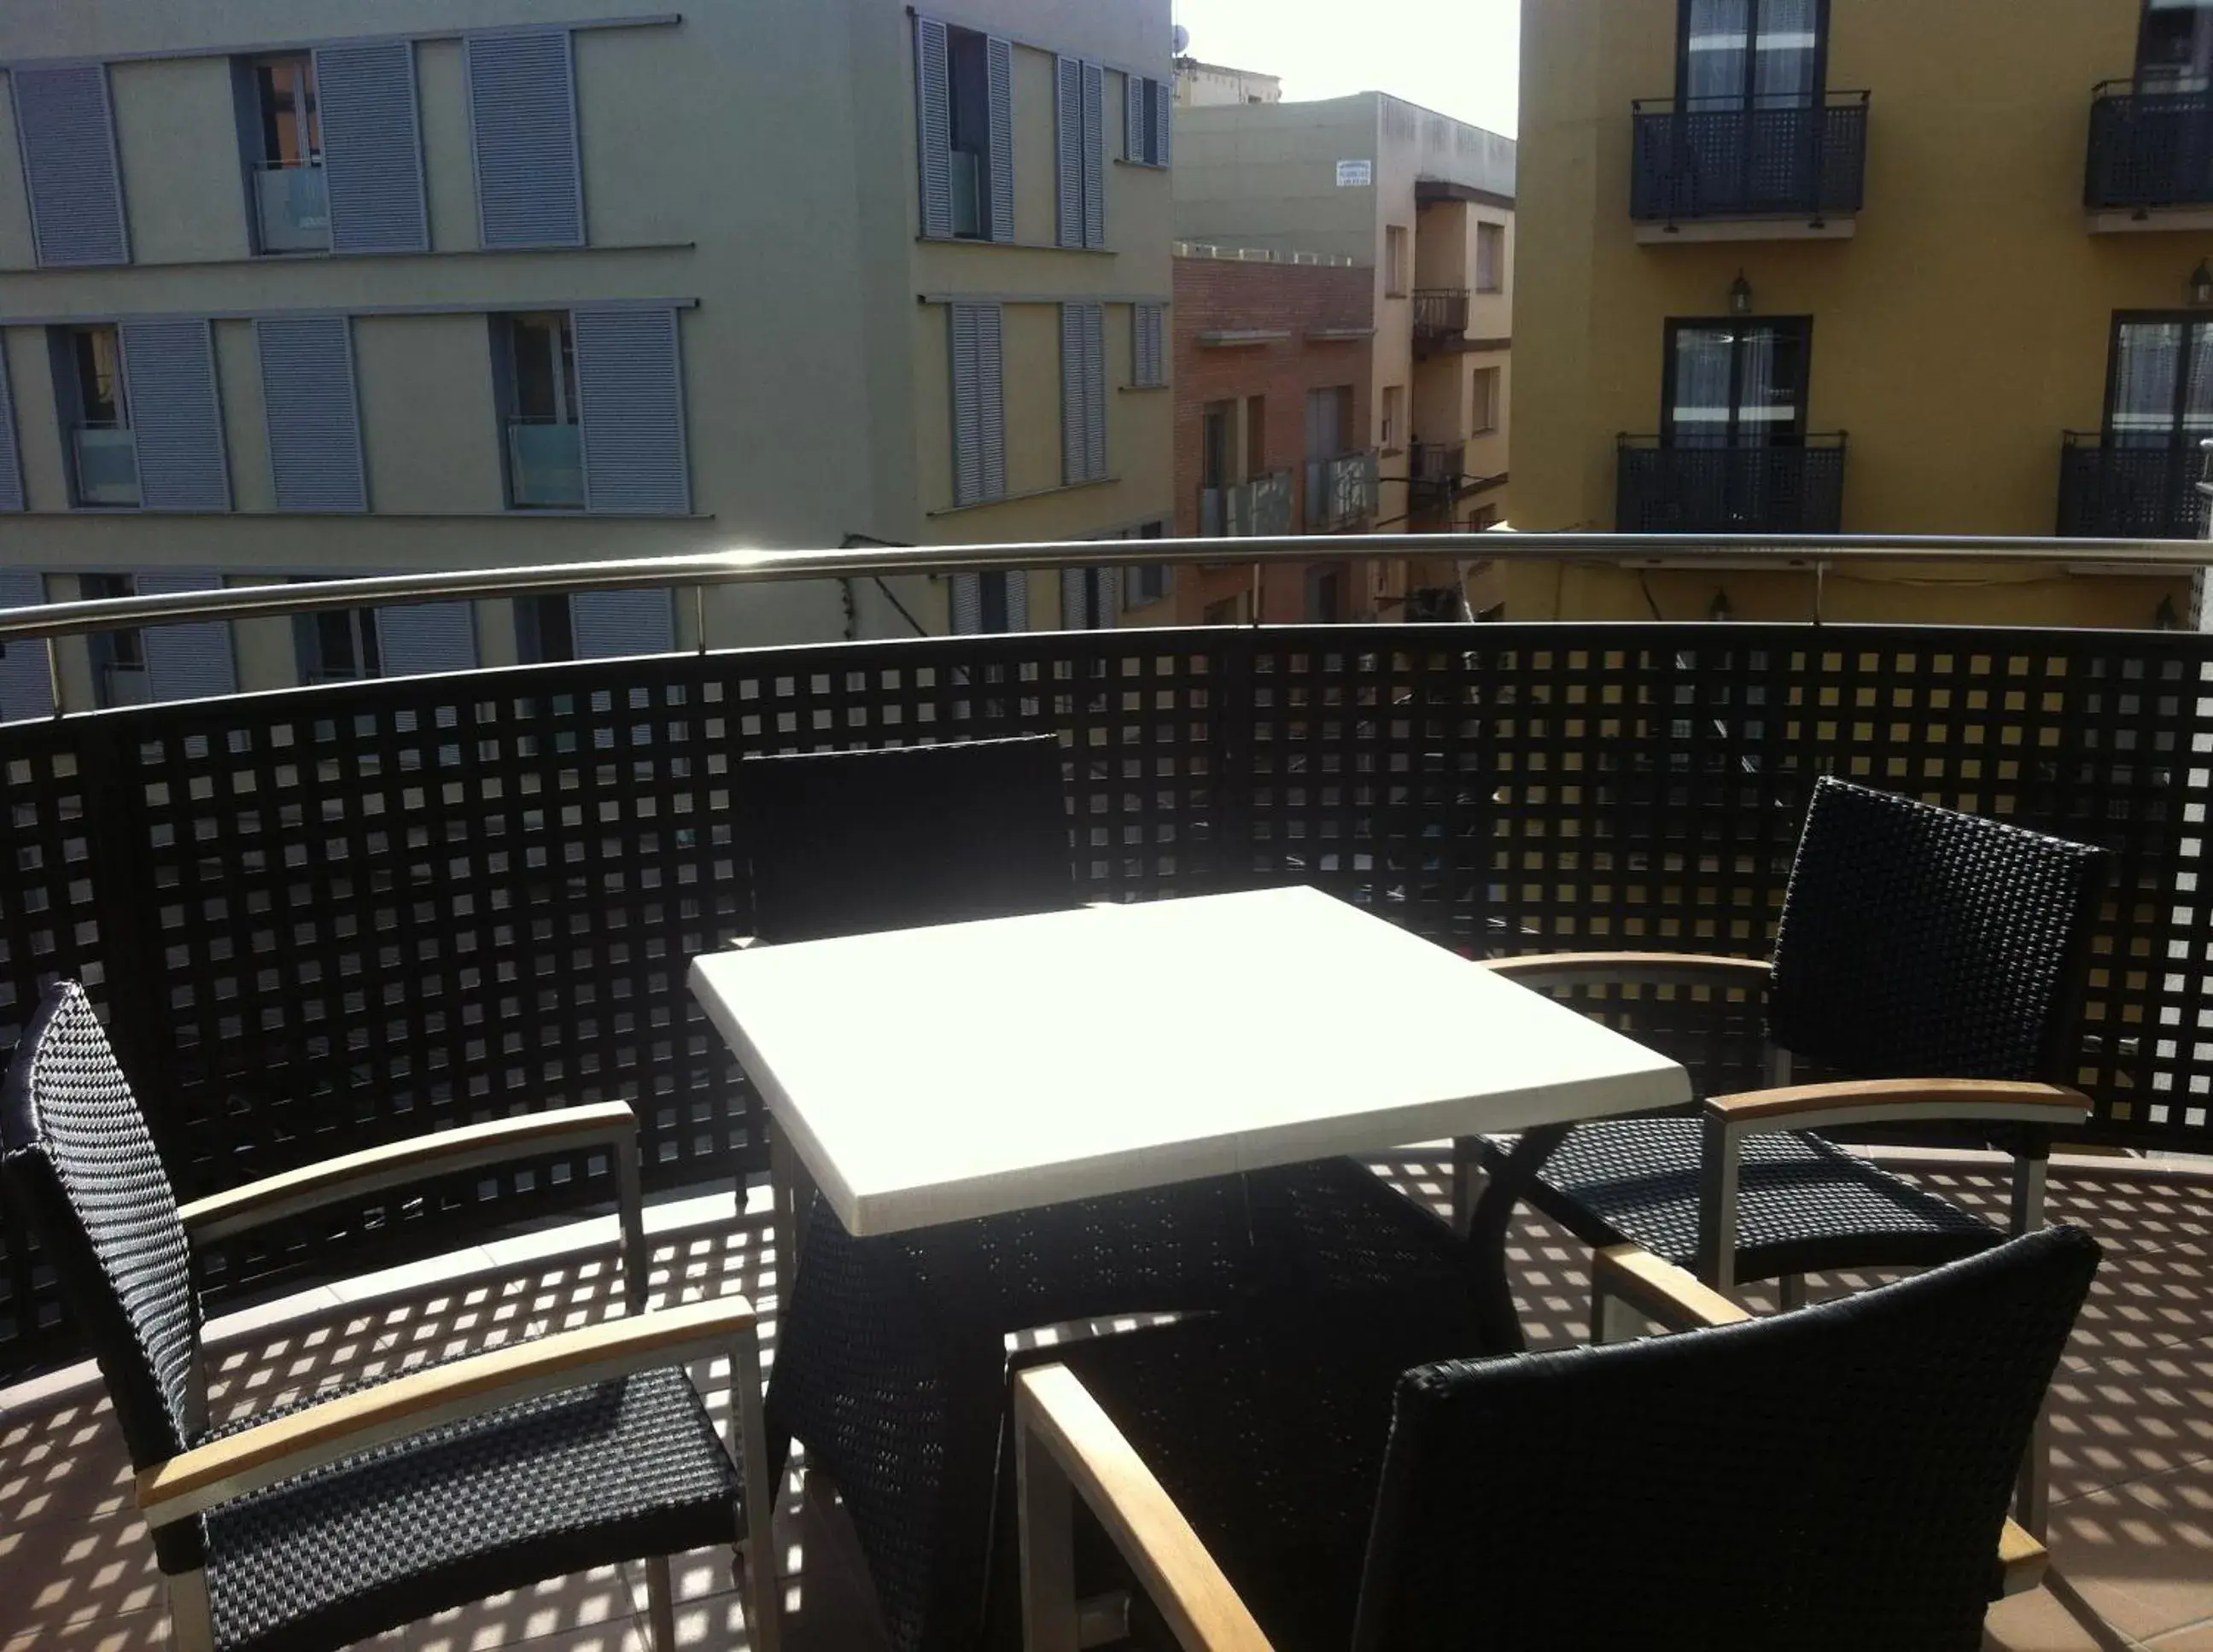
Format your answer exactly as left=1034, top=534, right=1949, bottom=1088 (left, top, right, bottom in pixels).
left=1673, top=0, right=1832, bottom=108
left=1472, top=366, right=1502, bottom=435
left=51, top=324, right=137, bottom=510
left=1384, top=225, right=1410, bottom=297
left=1474, top=221, right=1507, bottom=295
left=297, top=605, right=382, bottom=682
left=2101, top=309, right=2213, bottom=453
left=491, top=310, right=587, bottom=511
left=1659, top=315, right=1815, bottom=447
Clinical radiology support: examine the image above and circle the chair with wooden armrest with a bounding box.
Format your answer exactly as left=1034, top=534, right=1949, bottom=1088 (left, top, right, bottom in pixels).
left=1011, top=1226, right=2099, bottom=1652
left=1, top=983, right=781, bottom=1652
left=733, top=740, right=1476, bottom=1652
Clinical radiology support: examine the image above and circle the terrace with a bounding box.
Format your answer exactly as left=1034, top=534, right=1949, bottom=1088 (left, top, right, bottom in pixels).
left=1, top=532, right=2211, bottom=1652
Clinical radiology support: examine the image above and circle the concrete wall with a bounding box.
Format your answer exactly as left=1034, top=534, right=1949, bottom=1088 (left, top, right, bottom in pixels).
left=0, top=0, right=1178, bottom=699
left=1511, top=0, right=2194, bottom=625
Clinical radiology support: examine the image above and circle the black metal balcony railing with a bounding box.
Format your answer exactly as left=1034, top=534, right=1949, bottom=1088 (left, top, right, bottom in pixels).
left=2058, top=434, right=2213, bottom=539
left=2086, top=81, right=2213, bottom=210
left=1412, top=289, right=1470, bottom=353
left=2, top=540, right=2211, bottom=1385
left=1631, top=91, right=1870, bottom=223
left=1411, top=441, right=1469, bottom=520
left=1306, top=449, right=1381, bottom=531
left=1200, top=470, right=1295, bottom=539
left=1616, top=435, right=1848, bottom=534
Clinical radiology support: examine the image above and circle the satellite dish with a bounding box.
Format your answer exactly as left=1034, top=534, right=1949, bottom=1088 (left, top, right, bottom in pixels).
left=1172, top=24, right=1190, bottom=54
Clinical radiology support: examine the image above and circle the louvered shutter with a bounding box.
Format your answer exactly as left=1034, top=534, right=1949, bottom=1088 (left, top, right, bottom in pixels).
left=1095, top=565, right=1123, bottom=622
left=574, top=306, right=690, bottom=514
left=949, top=574, right=982, bottom=634
left=1054, top=57, right=1083, bottom=248
left=1125, top=73, right=1146, bottom=163
left=574, top=589, right=674, bottom=657
left=12, top=65, right=128, bottom=267
left=316, top=40, right=429, bottom=254
left=0, top=342, right=24, bottom=511
left=0, top=570, right=52, bottom=721
left=256, top=316, right=366, bottom=512
left=1133, top=302, right=1165, bottom=388
left=137, top=571, right=237, bottom=703
left=120, top=320, right=230, bottom=511
left=1082, top=63, right=1106, bottom=248
left=1060, top=568, right=1087, bottom=629
left=465, top=31, right=585, bottom=250
left=1060, top=304, right=1087, bottom=485
left=1002, top=571, right=1028, bottom=632
left=377, top=601, right=478, bottom=677
left=914, top=18, right=953, bottom=240
left=985, top=37, right=1014, bottom=245
left=949, top=303, right=1003, bottom=506
left=1155, top=80, right=1174, bottom=167
left=1082, top=304, right=1107, bottom=479
left=975, top=306, right=1005, bottom=501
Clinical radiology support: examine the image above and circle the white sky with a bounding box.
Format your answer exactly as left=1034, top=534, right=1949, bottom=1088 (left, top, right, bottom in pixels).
left=1171, top=0, right=1521, bottom=137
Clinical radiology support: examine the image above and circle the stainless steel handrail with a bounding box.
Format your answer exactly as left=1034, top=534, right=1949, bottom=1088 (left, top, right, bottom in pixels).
left=3, top=533, right=2212, bottom=643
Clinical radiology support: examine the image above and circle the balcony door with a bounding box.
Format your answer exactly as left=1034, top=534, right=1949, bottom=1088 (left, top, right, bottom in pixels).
left=1664, top=319, right=1810, bottom=447
left=2140, top=0, right=2213, bottom=90
left=2098, top=316, right=2213, bottom=534
left=1677, top=0, right=1828, bottom=210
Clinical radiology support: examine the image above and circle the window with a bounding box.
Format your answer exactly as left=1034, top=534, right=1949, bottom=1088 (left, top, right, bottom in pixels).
left=493, top=312, right=585, bottom=509
left=1124, top=521, right=1173, bottom=605
left=1677, top=0, right=1825, bottom=108
left=1384, top=225, right=1410, bottom=295
left=1306, top=384, right=1354, bottom=461
left=1475, top=222, right=1506, bottom=294
left=950, top=303, right=1007, bottom=506
left=1131, top=303, right=1167, bottom=388
left=1201, top=402, right=1233, bottom=489
left=301, top=608, right=382, bottom=681
left=80, top=574, right=147, bottom=706
left=949, top=569, right=1026, bottom=633
left=1062, top=565, right=1122, bottom=629
left=2106, top=316, right=2213, bottom=459
left=1306, top=563, right=1346, bottom=624
left=2140, top=0, right=2213, bottom=88
left=517, top=594, right=576, bottom=663
left=1246, top=394, right=1268, bottom=472
left=1472, top=366, right=1502, bottom=435
left=916, top=19, right=1013, bottom=242
left=55, top=325, right=138, bottom=507
left=244, top=54, right=330, bottom=253
left=1061, top=302, right=1109, bottom=484
left=1381, top=385, right=1404, bottom=452
left=1662, top=318, right=1811, bottom=446
left=1057, top=56, right=1106, bottom=248
left=1125, top=73, right=1171, bottom=166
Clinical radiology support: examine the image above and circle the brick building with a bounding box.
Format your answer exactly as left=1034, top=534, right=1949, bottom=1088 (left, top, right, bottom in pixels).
left=1170, top=249, right=1389, bottom=623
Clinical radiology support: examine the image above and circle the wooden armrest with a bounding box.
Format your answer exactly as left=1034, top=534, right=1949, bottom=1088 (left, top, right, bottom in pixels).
left=1593, top=1243, right=1753, bottom=1331
left=177, top=1101, right=642, bottom=1242
left=1480, top=952, right=1772, bottom=991
left=1592, top=1244, right=2048, bottom=1601
left=1705, top=1079, right=2088, bottom=1135
left=1015, top=1364, right=1272, bottom=1652
left=138, top=1293, right=754, bottom=1527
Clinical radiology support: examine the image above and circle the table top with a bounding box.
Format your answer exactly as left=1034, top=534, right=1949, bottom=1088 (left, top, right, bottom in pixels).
left=689, top=886, right=1690, bottom=1236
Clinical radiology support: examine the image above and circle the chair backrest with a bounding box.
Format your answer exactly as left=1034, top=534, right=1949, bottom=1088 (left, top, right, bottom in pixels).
left=1352, top=1223, right=2099, bottom=1652
left=1766, top=777, right=2108, bottom=1081
left=739, top=737, right=1077, bottom=944
left=0, top=982, right=200, bottom=1468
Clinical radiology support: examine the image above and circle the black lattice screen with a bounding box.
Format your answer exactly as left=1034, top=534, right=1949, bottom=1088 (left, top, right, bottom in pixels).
left=0, top=622, right=2206, bottom=1380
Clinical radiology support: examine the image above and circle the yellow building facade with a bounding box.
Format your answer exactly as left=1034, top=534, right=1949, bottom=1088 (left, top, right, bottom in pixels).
left=0, top=0, right=1174, bottom=715
left=1509, top=0, right=2207, bottom=627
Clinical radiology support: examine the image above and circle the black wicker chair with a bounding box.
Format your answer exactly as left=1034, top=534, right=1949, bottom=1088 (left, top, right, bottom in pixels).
left=1459, top=777, right=2108, bottom=1526
left=0, top=982, right=781, bottom=1652
left=1010, top=1225, right=2100, bottom=1652
left=738, top=740, right=1473, bottom=1652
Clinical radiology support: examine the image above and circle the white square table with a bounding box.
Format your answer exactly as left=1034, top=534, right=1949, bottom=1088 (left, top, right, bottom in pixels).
left=690, top=885, right=1690, bottom=1301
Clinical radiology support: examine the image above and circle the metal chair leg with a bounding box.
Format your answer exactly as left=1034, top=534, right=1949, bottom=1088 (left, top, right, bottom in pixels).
left=2016, top=1400, right=2052, bottom=1539
left=644, top=1555, right=677, bottom=1652
left=1776, top=1273, right=1807, bottom=1311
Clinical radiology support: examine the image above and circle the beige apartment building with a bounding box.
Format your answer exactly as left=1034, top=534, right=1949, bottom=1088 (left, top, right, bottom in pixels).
left=0, top=0, right=1174, bottom=715
left=1173, top=89, right=1515, bottom=618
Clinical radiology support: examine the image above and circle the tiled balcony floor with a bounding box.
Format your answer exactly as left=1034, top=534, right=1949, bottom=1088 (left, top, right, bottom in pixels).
left=1, top=1155, right=2209, bottom=1652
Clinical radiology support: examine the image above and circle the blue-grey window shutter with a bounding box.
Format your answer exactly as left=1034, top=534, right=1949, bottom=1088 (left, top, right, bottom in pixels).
left=11, top=65, right=129, bottom=267
left=466, top=31, right=585, bottom=250
left=949, top=574, right=982, bottom=634
left=1060, top=304, right=1086, bottom=485
left=573, top=589, right=674, bottom=657
left=1155, top=80, right=1173, bottom=167
left=0, top=570, right=52, bottom=721
left=949, top=303, right=1003, bottom=506
left=1002, top=570, right=1028, bottom=631
left=574, top=306, right=690, bottom=515
left=1054, top=57, right=1083, bottom=249
left=985, top=37, right=1014, bottom=245
left=120, top=319, right=230, bottom=512
left=0, top=341, right=24, bottom=511
left=1082, top=303, right=1107, bottom=479
left=1133, top=302, right=1165, bottom=388
left=136, top=571, right=237, bottom=703
left=255, top=316, right=366, bottom=513
left=1082, top=62, right=1106, bottom=248
left=914, top=18, right=953, bottom=240
left=1125, top=73, right=1146, bottom=164
left=1060, top=568, right=1088, bottom=629
left=315, top=40, right=429, bottom=254
left=377, top=600, right=478, bottom=677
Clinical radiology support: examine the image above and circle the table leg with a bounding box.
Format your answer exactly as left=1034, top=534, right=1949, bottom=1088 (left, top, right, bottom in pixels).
left=1466, top=1123, right=1569, bottom=1355
left=768, top=1116, right=817, bottom=1299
